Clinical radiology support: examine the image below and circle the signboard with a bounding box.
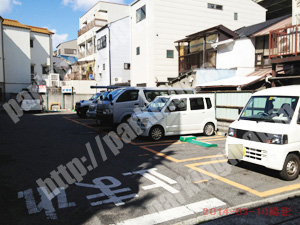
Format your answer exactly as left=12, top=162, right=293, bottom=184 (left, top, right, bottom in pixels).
left=62, top=86, right=72, bottom=93
left=38, top=85, right=47, bottom=93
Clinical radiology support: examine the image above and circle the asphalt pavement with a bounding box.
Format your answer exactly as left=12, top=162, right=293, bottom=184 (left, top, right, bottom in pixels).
left=1, top=111, right=300, bottom=225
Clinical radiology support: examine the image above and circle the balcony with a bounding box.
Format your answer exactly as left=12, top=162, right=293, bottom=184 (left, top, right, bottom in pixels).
left=269, top=25, right=300, bottom=60
left=78, top=46, right=96, bottom=59
left=78, top=19, right=108, bottom=37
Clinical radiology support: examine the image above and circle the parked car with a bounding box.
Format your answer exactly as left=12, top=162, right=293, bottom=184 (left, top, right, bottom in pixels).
left=20, top=91, right=44, bottom=112
left=96, top=87, right=195, bottom=125
left=75, top=93, right=102, bottom=118
left=225, top=85, right=300, bottom=181
left=87, top=92, right=109, bottom=118
left=132, top=94, right=216, bottom=141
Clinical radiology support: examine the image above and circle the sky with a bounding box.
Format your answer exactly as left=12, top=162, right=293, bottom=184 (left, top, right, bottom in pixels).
left=0, top=0, right=134, bottom=49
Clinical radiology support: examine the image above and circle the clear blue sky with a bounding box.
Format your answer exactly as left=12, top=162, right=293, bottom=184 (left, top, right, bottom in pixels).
left=0, top=0, right=134, bottom=48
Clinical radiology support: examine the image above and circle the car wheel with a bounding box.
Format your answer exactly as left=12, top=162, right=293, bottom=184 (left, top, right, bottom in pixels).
left=149, top=126, right=164, bottom=141
left=279, top=153, right=300, bottom=181
left=80, top=107, right=88, bottom=118
left=203, top=123, right=215, bottom=136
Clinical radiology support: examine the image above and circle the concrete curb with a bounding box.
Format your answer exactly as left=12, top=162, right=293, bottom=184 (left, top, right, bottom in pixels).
left=172, top=190, right=300, bottom=225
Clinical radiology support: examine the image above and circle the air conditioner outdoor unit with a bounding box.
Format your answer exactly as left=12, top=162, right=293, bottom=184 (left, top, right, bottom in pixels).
left=114, top=77, right=123, bottom=83
left=49, top=73, right=60, bottom=87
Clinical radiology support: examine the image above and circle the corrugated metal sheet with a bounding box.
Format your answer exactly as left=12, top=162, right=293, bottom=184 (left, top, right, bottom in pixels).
left=215, top=92, right=252, bottom=121
left=252, top=17, right=292, bottom=37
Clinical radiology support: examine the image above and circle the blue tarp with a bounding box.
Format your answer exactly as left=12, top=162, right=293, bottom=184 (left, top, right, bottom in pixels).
left=58, top=55, right=78, bottom=64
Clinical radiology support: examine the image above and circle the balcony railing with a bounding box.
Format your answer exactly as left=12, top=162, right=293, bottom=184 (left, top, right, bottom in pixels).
left=78, top=46, right=96, bottom=59
left=78, top=19, right=107, bottom=37
left=269, top=25, right=300, bottom=59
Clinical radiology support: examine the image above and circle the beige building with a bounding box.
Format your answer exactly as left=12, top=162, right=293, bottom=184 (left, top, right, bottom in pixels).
left=74, top=1, right=128, bottom=81
left=56, top=39, right=78, bottom=57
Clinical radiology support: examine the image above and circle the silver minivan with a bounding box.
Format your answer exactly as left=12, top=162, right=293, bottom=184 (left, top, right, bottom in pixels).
left=96, top=87, right=195, bottom=125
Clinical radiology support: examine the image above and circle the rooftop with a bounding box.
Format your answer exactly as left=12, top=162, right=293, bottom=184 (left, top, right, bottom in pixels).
left=2, top=18, right=54, bottom=35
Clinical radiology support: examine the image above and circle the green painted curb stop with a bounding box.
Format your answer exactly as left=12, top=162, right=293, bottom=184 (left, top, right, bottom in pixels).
left=188, top=139, right=218, bottom=148
left=180, top=136, right=218, bottom=148
left=180, top=136, right=196, bottom=142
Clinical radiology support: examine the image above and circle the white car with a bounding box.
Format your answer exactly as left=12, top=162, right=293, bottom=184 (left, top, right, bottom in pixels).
left=20, top=91, right=43, bottom=112
left=226, top=85, right=300, bottom=181
left=132, top=94, right=217, bottom=141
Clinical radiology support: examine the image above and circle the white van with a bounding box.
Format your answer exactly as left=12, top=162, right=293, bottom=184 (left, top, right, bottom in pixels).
left=132, top=94, right=217, bottom=141
left=96, top=87, right=195, bottom=125
left=225, top=85, right=300, bottom=181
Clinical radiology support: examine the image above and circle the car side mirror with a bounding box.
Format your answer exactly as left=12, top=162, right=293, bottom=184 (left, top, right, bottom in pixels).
left=100, top=96, right=103, bottom=100
left=109, top=95, right=113, bottom=101
left=169, top=105, right=176, bottom=112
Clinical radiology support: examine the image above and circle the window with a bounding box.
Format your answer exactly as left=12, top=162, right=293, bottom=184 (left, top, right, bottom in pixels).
left=206, top=98, right=212, bottom=109
left=167, top=99, right=187, bottom=112
left=42, top=66, right=49, bottom=75
left=208, top=3, right=223, bottom=10
left=116, top=90, right=139, bottom=102
left=31, top=65, right=35, bottom=74
left=65, top=49, right=77, bottom=54
left=103, top=64, right=105, bottom=70
left=136, top=47, right=140, bottom=55
left=190, top=98, right=205, bottom=110
left=30, top=39, right=34, bottom=48
left=167, top=50, right=174, bottom=58
left=136, top=5, right=146, bottom=23
left=124, top=63, right=131, bottom=70
left=97, top=35, right=107, bottom=50
left=143, top=90, right=169, bottom=102
left=234, top=12, right=238, bottom=20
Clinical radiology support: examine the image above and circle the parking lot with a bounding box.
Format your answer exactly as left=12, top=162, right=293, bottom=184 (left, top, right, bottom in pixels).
left=1, top=111, right=300, bottom=225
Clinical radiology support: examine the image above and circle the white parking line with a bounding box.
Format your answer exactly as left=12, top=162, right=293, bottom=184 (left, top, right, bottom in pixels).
left=116, top=198, right=226, bottom=225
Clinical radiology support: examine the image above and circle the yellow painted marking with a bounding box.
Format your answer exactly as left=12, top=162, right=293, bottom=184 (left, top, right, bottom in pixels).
left=193, top=180, right=208, bottom=184
left=186, top=160, right=300, bottom=198
left=140, top=146, right=225, bottom=163
left=134, top=136, right=225, bottom=146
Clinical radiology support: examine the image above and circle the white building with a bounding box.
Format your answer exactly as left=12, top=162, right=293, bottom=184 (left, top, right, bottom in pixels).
left=77, top=1, right=129, bottom=80
left=56, top=39, right=78, bottom=57
left=0, top=17, right=4, bottom=100
left=130, top=0, right=266, bottom=87
left=96, top=16, right=130, bottom=86
left=293, top=0, right=300, bottom=25
left=2, top=18, right=53, bottom=95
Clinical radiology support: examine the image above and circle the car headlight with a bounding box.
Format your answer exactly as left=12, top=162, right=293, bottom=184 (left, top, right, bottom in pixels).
left=268, top=134, right=288, bottom=145
left=228, top=127, right=236, bottom=137
left=141, top=118, right=149, bottom=127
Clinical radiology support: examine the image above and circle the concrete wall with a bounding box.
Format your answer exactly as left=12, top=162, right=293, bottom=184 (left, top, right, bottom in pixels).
left=130, top=0, right=266, bottom=87
left=216, top=37, right=256, bottom=77
left=31, top=32, right=51, bottom=77
left=72, top=80, right=98, bottom=94
left=3, top=26, right=31, bottom=94
left=56, top=39, right=78, bottom=57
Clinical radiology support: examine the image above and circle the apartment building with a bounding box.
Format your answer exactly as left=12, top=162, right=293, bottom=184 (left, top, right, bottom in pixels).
left=2, top=18, right=53, bottom=95
left=96, top=16, right=130, bottom=86
left=0, top=17, right=4, bottom=100
left=130, top=0, right=266, bottom=87
left=56, top=39, right=78, bottom=57
left=76, top=1, right=128, bottom=81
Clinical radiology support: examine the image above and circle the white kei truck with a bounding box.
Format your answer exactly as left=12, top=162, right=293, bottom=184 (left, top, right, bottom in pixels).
left=226, top=85, right=300, bottom=181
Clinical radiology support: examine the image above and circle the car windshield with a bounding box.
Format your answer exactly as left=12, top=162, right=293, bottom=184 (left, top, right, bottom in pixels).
left=105, top=89, right=123, bottom=100
left=145, top=97, right=170, bottom=112
left=89, top=93, right=100, bottom=101
left=239, top=96, right=299, bottom=124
